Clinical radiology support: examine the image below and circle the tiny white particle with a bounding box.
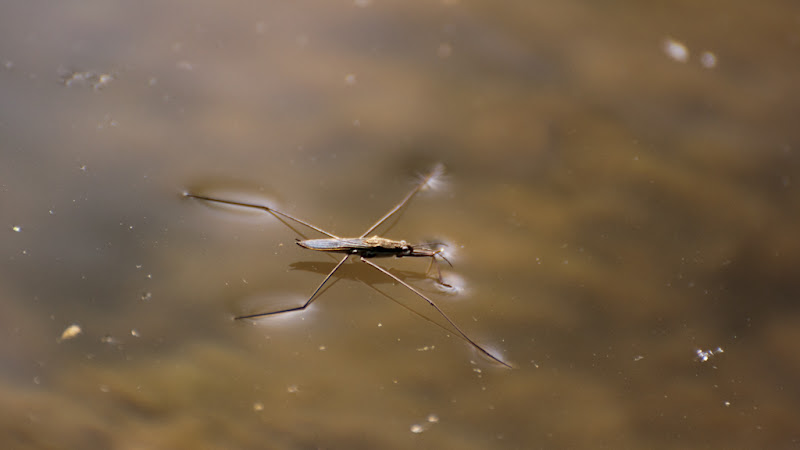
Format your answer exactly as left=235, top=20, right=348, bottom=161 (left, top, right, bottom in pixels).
left=663, top=38, right=689, bottom=63
left=700, top=51, right=717, bottom=68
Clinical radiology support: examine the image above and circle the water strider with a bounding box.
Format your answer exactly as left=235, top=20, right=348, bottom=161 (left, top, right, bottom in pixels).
left=184, top=164, right=511, bottom=368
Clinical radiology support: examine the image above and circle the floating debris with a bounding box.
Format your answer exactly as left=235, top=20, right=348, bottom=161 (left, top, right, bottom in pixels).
left=696, top=346, right=724, bottom=362
left=58, top=67, right=114, bottom=91
left=410, top=414, right=440, bottom=434
left=58, top=324, right=82, bottom=342
left=100, top=335, right=122, bottom=345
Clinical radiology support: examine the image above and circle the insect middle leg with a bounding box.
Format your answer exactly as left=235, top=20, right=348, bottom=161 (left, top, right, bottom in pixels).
left=236, top=254, right=350, bottom=320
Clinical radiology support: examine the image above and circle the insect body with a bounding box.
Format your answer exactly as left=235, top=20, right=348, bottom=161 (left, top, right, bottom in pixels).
left=184, top=164, right=510, bottom=368
left=298, top=236, right=442, bottom=259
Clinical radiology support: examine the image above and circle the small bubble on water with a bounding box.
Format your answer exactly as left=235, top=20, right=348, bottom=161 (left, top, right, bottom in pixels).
left=140, top=292, right=153, bottom=301
left=253, top=402, right=264, bottom=411
left=410, top=424, right=425, bottom=434
left=287, top=385, right=299, bottom=393
left=12, top=225, right=22, bottom=232
left=700, top=51, right=717, bottom=68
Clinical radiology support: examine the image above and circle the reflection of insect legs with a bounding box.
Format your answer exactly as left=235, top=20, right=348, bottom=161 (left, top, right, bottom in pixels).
left=185, top=164, right=511, bottom=368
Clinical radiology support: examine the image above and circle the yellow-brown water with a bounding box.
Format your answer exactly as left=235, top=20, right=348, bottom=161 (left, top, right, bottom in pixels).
left=2, top=1, right=799, bottom=448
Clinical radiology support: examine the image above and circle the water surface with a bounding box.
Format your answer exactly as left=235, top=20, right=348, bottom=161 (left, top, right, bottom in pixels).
left=2, top=1, right=799, bottom=448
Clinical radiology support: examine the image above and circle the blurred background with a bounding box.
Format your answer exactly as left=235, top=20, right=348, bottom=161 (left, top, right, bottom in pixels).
left=1, top=0, right=799, bottom=448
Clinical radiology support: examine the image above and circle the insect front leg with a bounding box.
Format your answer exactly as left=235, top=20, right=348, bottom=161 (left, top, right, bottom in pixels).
left=425, top=255, right=452, bottom=288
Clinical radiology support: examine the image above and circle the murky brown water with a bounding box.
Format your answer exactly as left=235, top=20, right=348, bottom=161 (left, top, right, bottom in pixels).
left=2, top=1, right=800, bottom=448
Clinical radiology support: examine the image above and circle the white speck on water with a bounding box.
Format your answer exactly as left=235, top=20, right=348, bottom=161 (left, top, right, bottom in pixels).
left=410, top=413, right=439, bottom=434
left=287, top=385, right=299, bottom=394
left=140, top=292, right=152, bottom=301
left=253, top=402, right=264, bottom=411
left=663, top=37, right=689, bottom=63
left=700, top=51, right=717, bottom=68
left=130, top=329, right=140, bottom=337
left=12, top=225, right=22, bottom=232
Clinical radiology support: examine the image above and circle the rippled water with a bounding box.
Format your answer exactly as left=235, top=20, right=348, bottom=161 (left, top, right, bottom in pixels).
left=2, top=1, right=799, bottom=448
